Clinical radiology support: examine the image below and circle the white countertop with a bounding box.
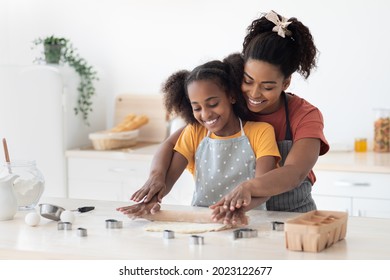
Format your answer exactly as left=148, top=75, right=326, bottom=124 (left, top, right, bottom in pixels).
left=315, top=151, right=390, bottom=174
left=66, top=144, right=390, bottom=174
left=66, top=142, right=160, bottom=161
left=1, top=197, right=389, bottom=260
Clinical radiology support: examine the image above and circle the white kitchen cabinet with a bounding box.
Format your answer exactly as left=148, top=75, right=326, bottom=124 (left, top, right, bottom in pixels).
left=67, top=157, right=151, bottom=201
left=66, top=146, right=194, bottom=205
left=353, top=198, right=390, bottom=218
left=312, top=169, right=390, bottom=218
left=312, top=194, right=352, bottom=214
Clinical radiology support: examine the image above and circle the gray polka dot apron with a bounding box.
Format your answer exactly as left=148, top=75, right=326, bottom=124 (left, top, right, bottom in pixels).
left=192, top=119, right=265, bottom=209
left=266, top=92, right=317, bottom=212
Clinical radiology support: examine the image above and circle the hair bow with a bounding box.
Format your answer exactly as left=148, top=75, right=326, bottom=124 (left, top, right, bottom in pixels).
left=265, top=10, right=292, bottom=38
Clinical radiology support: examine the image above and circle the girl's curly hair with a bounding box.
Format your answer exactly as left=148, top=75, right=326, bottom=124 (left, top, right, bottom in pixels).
left=162, top=53, right=249, bottom=124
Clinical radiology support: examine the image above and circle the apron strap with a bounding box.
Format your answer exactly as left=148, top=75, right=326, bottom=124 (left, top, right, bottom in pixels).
left=283, top=92, right=293, bottom=141
left=239, top=118, right=244, bottom=136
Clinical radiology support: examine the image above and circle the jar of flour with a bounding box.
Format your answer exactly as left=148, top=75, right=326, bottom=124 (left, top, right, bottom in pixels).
left=0, top=160, right=45, bottom=210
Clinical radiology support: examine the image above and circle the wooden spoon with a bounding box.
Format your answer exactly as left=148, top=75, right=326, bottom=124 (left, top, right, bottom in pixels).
left=2, top=138, right=12, bottom=174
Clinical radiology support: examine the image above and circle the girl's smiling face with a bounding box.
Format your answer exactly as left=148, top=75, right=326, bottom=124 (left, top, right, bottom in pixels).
left=187, top=80, right=240, bottom=137
left=241, top=59, right=291, bottom=114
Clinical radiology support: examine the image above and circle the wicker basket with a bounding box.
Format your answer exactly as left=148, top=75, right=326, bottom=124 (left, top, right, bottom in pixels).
left=284, top=210, right=348, bottom=252
left=89, top=130, right=139, bottom=150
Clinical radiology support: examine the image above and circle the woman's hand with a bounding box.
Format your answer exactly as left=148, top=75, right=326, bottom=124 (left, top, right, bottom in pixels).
left=116, top=196, right=161, bottom=217
left=210, top=206, right=248, bottom=225
left=131, top=128, right=184, bottom=203
left=130, top=173, right=166, bottom=203
left=210, top=184, right=252, bottom=211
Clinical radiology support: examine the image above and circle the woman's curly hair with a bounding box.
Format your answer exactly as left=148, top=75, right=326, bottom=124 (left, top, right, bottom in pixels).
left=242, top=11, right=317, bottom=79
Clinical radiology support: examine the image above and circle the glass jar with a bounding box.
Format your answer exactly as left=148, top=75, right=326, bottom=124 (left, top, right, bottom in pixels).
left=0, top=160, right=45, bottom=210
left=373, top=108, right=390, bottom=153
left=354, top=138, right=367, bottom=153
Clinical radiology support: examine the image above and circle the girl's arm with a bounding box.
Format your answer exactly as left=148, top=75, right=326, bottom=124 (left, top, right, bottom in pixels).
left=131, top=127, right=184, bottom=203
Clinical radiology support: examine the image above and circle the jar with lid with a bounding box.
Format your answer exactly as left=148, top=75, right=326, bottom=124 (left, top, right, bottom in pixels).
left=373, top=108, right=390, bottom=153
left=0, top=160, right=45, bottom=210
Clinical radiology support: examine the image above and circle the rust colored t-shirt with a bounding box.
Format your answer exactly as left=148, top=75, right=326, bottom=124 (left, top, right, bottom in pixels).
left=249, top=93, right=330, bottom=184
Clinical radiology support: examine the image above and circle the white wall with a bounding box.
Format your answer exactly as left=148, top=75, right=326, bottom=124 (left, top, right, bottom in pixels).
left=1, top=0, right=390, bottom=149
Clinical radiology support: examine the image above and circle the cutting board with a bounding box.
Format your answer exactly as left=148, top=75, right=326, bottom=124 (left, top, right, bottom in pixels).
left=114, top=94, right=168, bottom=143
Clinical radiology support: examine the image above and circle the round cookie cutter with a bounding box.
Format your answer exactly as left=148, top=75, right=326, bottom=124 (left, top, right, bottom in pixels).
left=105, top=219, right=123, bottom=229
left=57, top=221, right=72, bottom=230
left=77, top=227, right=88, bottom=237
left=189, top=235, right=204, bottom=245
left=163, top=230, right=175, bottom=239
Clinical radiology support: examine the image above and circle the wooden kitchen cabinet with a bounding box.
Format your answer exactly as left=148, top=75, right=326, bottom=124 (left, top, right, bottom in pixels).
left=66, top=145, right=194, bottom=205
left=312, top=152, right=390, bottom=218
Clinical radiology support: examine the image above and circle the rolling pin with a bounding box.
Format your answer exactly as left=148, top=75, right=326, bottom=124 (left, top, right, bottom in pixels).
left=132, top=210, right=218, bottom=224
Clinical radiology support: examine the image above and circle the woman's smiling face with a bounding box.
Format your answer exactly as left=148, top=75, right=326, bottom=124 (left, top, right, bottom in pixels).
left=241, top=59, right=291, bottom=114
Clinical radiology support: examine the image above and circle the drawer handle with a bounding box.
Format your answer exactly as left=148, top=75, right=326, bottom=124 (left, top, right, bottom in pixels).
left=108, top=167, right=136, bottom=173
left=334, top=181, right=371, bottom=187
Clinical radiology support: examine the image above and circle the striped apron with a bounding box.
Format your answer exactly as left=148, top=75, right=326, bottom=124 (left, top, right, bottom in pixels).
left=266, top=92, right=317, bottom=212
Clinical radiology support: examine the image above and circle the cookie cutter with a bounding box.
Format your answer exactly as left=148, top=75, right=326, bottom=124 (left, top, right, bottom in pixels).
left=271, top=221, right=284, bottom=231
left=57, top=221, right=72, bottom=231
left=233, top=228, right=258, bottom=239
left=105, top=219, right=123, bottom=229
left=163, top=230, right=175, bottom=239
left=189, top=235, right=204, bottom=245
left=77, top=227, right=88, bottom=237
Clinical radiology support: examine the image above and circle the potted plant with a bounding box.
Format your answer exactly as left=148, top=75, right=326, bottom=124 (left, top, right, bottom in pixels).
left=32, top=35, right=99, bottom=125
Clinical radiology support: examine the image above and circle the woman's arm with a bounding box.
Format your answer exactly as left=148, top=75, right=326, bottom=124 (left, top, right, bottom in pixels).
left=164, top=151, right=188, bottom=195
left=117, top=151, right=188, bottom=216
left=211, top=138, right=320, bottom=211
left=243, top=138, right=320, bottom=197
left=131, top=127, right=184, bottom=203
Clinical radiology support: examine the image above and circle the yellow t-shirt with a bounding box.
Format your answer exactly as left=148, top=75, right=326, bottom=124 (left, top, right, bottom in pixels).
left=174, top=121, right=281, bottom=175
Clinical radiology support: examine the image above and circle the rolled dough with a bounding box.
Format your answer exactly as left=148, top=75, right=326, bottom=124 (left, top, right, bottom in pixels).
left=138, top=210, right=215, bottom=223
left=144, top=221, right=232, bottom=234
left=133, top=209, right=243, bottom=234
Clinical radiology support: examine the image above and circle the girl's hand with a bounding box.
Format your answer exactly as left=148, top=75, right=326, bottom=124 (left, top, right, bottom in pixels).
left=117, top=196, right=161, bottom=217
left=210, top=206, right=248, bottom=225
left=210, top=184, right=252, bottom=211
left=130, top=173, right=166, bottom=203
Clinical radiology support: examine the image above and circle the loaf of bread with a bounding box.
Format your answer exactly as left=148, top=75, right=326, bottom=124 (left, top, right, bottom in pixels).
left=111, top=114, right=149, bottom=132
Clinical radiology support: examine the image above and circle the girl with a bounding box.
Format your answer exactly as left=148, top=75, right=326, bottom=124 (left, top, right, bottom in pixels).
left=128, top=10, right=329, bottom=224
left=117, top=54, right=280, bottom=221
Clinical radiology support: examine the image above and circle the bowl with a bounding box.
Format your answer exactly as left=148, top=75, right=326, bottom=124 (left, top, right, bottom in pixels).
left=89, top=129, right=139, bottom=150
left=39, top=203, right=65, bottom=221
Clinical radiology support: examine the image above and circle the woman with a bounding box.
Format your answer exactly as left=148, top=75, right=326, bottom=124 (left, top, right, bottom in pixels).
left=128, top=10, right=329, bottom=221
